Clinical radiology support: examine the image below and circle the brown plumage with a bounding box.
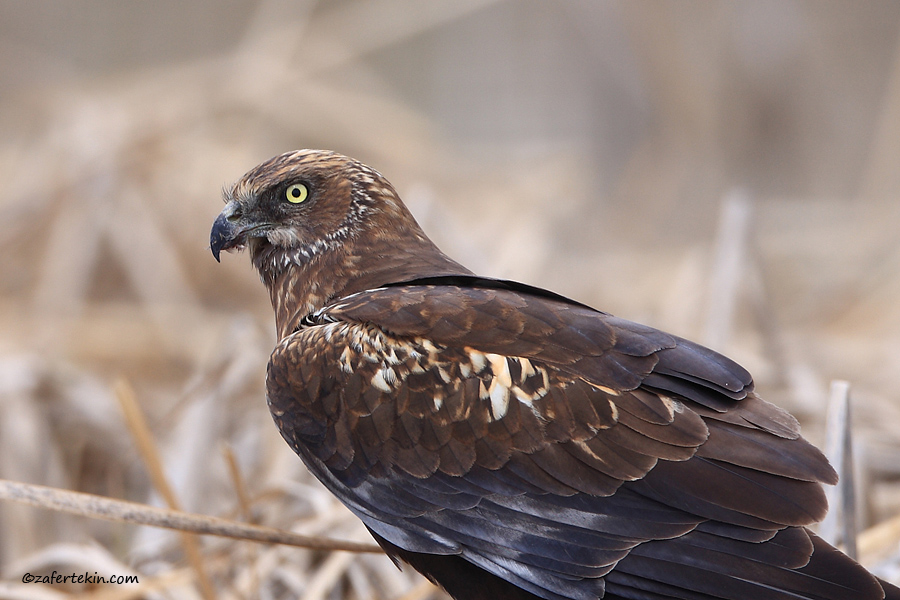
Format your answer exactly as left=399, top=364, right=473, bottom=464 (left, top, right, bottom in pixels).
left=211, top=149, right=899, bottom=600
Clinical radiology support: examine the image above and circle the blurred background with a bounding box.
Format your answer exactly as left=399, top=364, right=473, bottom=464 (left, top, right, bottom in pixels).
left=2, top=1, right=900, bottom=598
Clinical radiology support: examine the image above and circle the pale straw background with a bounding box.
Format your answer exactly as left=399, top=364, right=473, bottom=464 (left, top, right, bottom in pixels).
left=1, top=2, right=900, bottom=599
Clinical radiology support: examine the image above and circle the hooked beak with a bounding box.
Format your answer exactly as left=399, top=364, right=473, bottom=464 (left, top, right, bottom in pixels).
left=210, top=201, right=243, bottom=262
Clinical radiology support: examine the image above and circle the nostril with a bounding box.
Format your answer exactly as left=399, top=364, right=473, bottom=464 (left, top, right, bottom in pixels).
left=224, top=201, right=243, bottom=222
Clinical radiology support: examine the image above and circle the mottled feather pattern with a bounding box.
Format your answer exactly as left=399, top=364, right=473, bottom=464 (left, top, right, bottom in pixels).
left=211, top=150, right=900, bottom=600
left=270, top=317, right=628, bottom=484
left=269, top=282, right=831, bottom=526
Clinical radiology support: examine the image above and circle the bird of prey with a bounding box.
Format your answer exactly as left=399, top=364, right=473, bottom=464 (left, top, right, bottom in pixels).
left=210, top=149, right=899, bottom=600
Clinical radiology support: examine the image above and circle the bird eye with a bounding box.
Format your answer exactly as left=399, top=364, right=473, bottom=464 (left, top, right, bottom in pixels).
left=285, top=183, right=309, bottom=204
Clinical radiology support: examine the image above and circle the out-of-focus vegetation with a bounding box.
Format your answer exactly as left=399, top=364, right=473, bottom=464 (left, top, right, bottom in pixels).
left=2, top=2, right=900, bottom=598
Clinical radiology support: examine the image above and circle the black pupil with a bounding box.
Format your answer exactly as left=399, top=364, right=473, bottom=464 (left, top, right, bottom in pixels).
left=291, top=187, right=301, bottom=198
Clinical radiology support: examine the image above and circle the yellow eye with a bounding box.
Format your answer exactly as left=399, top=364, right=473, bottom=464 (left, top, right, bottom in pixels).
left=285, top=183, right=309, bottom=204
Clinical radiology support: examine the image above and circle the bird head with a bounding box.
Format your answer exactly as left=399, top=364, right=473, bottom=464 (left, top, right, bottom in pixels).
left=211, top=149, right=411, bottom=266
left=211, top=150, right=471, bottom=335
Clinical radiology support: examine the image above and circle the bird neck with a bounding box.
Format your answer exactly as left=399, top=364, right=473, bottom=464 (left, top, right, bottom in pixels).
left=257, top=234, right=472, bottom=340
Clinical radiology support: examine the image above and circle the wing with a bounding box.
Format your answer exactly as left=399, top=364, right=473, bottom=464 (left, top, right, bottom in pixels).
left=267, top=283, right=886, bottom=600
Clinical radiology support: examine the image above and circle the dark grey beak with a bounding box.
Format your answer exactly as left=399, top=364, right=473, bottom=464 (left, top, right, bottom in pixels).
left=210, top=202, right=242, bottom=262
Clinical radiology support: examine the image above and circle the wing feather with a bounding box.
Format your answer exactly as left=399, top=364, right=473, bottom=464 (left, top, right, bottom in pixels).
left=265, top=283, right=878, bottom=600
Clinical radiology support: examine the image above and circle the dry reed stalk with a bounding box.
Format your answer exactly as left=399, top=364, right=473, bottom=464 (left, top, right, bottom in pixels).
left=114, top=377, right=220, bottom=600
left=704, top=189, right=753, bottom=351
left=300, top=551, right=357, bottom=600
left=221, top=442, right=253, bottom=520
left=821, top=380, right=859, bottom=559
left=860, top=513, right=900, bottom=567
left=0, top=478, right=382, bottom=553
